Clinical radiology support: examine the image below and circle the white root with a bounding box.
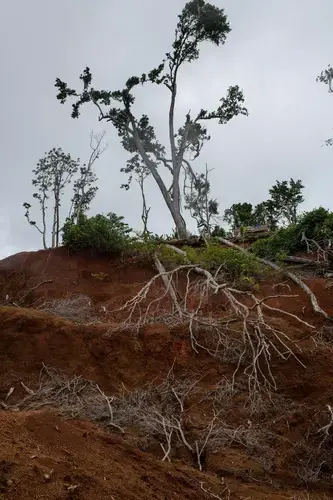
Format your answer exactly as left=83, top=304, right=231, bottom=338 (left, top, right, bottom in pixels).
left=112, top=251, right=315, bottom=403
left=200, top=480, right=231, bottom=500
left=215, top=237, right=331, bottom=321
left=316, top=404, right=333, bottom=449
left=20, top=382, right=35, bottom=395
left=154, top=255, right=183, bottom=319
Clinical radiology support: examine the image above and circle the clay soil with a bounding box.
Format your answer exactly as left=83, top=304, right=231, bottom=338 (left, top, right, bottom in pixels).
left=0, top=247, right=333, bottom=499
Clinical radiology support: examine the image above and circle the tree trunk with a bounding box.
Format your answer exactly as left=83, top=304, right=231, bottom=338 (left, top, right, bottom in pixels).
left=139, top=173, right=150, bottom=236
left=131, top=123, right=188, bottom=238
left=51, top=203, right=56, bottom=248
left=172, top=210, right=188, bottom=238
left=41, top=193, right=47, bottom=250
left=55, top=192, right=60, bottom=247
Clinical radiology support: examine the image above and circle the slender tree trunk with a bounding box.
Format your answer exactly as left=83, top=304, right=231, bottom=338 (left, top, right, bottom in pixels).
left=169, top=80, right=182, bottom=228
left=139, top=173, right=151, bottom=236
left=51, top=201, right=56, bottom=248
left=52, top=184, right=59, bottom=248
left=130, top=120, right=188, bottom=238
left=167, top=70, right=188, bottom=238
left=56, top=193, right=60, bottom=247
left=41, top=193, right=47, bottom=250
left=204, top=165, right=210, bottom=233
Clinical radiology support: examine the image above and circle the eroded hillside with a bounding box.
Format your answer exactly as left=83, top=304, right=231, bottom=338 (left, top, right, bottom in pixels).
left=0, top=247, right=333, bottom=499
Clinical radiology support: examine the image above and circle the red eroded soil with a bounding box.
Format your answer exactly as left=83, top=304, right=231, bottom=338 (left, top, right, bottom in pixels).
left=0, top=248, right=333, bottom=499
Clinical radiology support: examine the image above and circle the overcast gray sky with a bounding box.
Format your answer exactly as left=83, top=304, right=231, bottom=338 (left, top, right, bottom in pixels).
left=0, top=0, right=332, bottom=258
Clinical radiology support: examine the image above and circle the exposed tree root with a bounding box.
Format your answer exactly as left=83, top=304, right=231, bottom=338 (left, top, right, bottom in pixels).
left=215, top=237, right=332, bottom=321
left=109, top=247, right=315, bottom=405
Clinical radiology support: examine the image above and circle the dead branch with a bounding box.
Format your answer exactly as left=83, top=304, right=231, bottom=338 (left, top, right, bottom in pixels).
left=38, top=294, right=93, bottom=323
left=200, top=480, right=231, bottom=500
left=159, top=417, right=173, bottom=462
left=17, top=280, right=53, bottom=304
left=5, top=387, right=15, bottom=400
left=154, top=255, right=183, bottom=319
left=21, top=381, right=34, bottom=395
left=96, top=384, right=125, bottom=434
left=195, top=410, right=221, bottom=471
left=316, top=405, right=333, bottom=449
left=301, top=232, right=330, bottom=263
left=261, top=258, right=331, bottom=320
left=282, top=256, right=328, bottom=267
left=215, top=237, right=331, bottom=321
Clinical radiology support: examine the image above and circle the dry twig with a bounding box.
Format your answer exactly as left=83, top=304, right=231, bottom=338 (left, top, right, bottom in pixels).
left=316, top=405, right=333, bottom=449
left=38, top=294, right=93, bottom=323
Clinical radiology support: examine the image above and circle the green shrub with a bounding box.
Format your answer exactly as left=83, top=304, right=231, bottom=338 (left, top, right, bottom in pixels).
left=125, top=240, right=262, bottom=285
left=184, top=244, right=262, bottom=283
left=297, top=207, right=330, bottom=240
left=124, top=240, right=186, bottom=268
left=211, top=225, right=227, bottom=238
left=251, top=225, right=299, bottom=260
left=251, top=207, right=333, bottom=260
left=62, top=212, right=132, bottom=254
left=321, top=213, right=333, bottom=240
left=157, top=244, right=187, bottom=267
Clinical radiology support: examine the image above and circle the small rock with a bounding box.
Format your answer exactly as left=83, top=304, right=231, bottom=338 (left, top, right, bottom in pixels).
left=44, top=469, right=54, bottom=482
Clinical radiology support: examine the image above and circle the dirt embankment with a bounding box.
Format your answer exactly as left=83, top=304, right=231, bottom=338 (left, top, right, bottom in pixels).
left=0, top=248, right=333, bottom=499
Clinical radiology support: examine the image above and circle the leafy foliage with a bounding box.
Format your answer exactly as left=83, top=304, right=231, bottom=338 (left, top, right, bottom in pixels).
left=62, top=213, right=132, bottom=254
left=317, top=64, right=333, bottom=92
left=322, top=213, right=333, bottom=240
left=297, top=207, right=331, bottom=240
left=224, top=178, right=304, bottom=231
left=251, top=207, right=333, bottom=259
left=223, top=203, right=254, bottom=229
left=252, top=200, right=278, bottom=230
left=185, top=245, right=263, bottom=285
left=146, top=243, right=263, bottom=285
left=211, top=225, right=226, bottom=238
left=268, top=178, right=304, bottom=225
left=251, top=226, right=299, bottom=260
left=124, top=235, right=262, bottom=286
left=71, top=166, right=98, bottom=218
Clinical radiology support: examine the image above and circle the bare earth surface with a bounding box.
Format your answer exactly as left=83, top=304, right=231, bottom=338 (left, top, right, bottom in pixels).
left=0, top=248, right=333, bottom=499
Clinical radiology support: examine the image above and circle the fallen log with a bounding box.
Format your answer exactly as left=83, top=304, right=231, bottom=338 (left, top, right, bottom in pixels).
left=282, top=256, right=328, bottom=267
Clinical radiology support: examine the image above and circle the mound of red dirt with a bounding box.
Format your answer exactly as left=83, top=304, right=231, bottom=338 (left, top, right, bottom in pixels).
left=1, top=248, right=333, bottom=499
left=0, top=409, right=218, bottom=500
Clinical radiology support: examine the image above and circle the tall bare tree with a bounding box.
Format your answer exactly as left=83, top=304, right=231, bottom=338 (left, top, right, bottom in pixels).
left=55, top=0, right=248, bottom=238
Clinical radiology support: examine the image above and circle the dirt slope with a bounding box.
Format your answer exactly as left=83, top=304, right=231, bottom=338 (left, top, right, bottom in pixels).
left=0, top=409, right=222, bottom=500
left=0, top=248, right=333, bottom=499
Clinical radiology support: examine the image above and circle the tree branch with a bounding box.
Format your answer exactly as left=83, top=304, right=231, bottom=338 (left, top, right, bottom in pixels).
left=214, top=237, right=332, bottom=320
